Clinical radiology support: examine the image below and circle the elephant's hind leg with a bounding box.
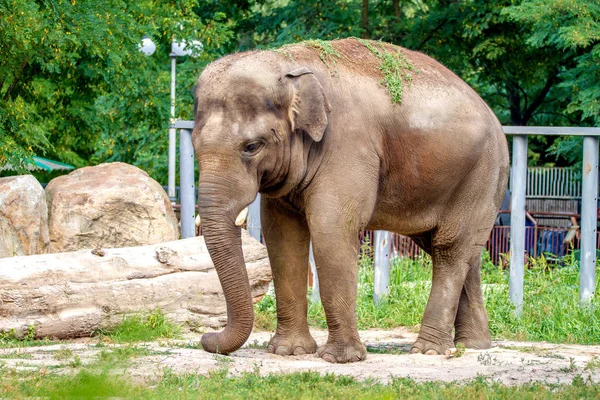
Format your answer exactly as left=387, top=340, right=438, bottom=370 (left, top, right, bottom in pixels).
left=409, top=241, right=474, bottom=355
left=454, top=255, right=492, bottom=349
left=261, top=197, right=317, bottom=356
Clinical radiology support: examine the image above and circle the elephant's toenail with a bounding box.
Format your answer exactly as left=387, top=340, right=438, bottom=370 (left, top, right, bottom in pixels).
left=425, top=349, right=439, bottom=355
left=322, top=353, right=336, bottom=363
left=275, top=346, right=290, bottom=356
left=293, top=347, right=306, bottom=355
left=409, top=347, right=422, bottom=354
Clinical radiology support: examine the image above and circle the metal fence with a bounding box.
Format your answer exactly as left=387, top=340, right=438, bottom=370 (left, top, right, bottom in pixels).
left=171, top=122, right=600, bottom=310
left=526, top=167, right=581, bottom=199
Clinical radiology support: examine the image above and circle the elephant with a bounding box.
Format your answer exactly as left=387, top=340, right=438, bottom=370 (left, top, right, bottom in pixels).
left=192, top=38, right=509, bottom=363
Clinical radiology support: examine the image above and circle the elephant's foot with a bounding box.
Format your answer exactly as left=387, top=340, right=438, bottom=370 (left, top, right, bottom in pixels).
left=409, top=337, right=455, bottom=355
left=267, top=332, right=317, bottom=356
left=317, top=339, right=367, bottom=363
left=454, top=331, right=492, bottom=350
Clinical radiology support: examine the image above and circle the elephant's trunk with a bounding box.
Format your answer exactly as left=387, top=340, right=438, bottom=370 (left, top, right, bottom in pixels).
left=198, top=189, right=255, bottom=354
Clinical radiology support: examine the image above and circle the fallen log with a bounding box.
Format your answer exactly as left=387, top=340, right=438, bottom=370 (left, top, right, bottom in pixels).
left=0, top=230, right=271, bottom=339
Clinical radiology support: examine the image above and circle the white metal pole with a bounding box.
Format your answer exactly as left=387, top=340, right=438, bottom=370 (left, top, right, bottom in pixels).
left=168, top=55, right=177, bottom=201
left=309, top=242, right=320, bottom=303
left=580, top=136, right=598, bottom=305
left=374, top=230, right=391, bottom=304
left=179, top=129, right=195, bottom=238
left=247, top=194, right=262, bottom=242
left=509, top=135, right=528, bottom=316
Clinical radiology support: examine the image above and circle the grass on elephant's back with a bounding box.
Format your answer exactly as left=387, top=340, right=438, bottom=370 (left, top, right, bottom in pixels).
left=254, top=251, right=600, bottom=344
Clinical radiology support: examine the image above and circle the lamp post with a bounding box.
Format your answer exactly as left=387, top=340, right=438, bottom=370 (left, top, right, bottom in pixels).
left=139, top=36, right=202, bottom=203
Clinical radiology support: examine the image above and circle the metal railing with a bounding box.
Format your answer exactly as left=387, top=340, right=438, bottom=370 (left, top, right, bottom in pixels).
left=526, top=167, right=581, bottom=199
left=171, top=121, right=599, bottom=309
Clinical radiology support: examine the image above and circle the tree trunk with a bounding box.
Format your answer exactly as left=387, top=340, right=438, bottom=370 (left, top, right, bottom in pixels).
left=393, top=0, right=400, bottom=18
left=362, top=0, right=370, bottom=39
left=0, top=230, right=271, bottom=339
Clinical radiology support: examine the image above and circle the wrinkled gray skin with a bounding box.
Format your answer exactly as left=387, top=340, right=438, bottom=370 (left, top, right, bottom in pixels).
left=193, top=38, right=509, bottom=363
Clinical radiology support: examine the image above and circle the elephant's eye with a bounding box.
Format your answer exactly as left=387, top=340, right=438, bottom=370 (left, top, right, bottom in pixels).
left=242, top=141, right=263, bottom=156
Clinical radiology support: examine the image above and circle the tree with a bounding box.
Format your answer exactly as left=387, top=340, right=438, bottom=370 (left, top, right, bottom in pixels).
left=502, top=0, right=599, bottom=165
left=0, top=0, right=235, bottom=183
left=3, top=0, right=596, bottom=177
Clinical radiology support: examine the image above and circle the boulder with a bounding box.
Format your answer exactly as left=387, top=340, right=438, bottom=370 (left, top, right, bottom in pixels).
left=46, top=162, right=179, bottom=252
left=0, top=175, right=49, bottom=258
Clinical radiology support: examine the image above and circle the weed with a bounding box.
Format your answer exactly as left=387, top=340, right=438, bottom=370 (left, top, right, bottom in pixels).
left=0, top=326, right=55, bottom=348
left=559, top=357, right=578, bottom=373
left=356, top=38, right=417, bottom=104
left=53, top=348, right=74, bottom=361
left=214, top=354, right=234, bottom=366
left=0, top=351, right=34, bottom=360
left=69, top=355, right=82, bottom=368
left=99, top=309, right=182, bottom=343
left=302, top=39, right=342, bottom=75
left=585, top=356, right=600, bottom=371
left=245, top=339, right=269, bottom=349
left=477, top=352, right=502, bottom=366
left=254, top=293, right=277, bottom=331
left=500, top=345, right=566, bottom=359
left=454, top=342, right=466, bottom=358
left=272, top=46, right=294, bottom=60
left=97, top=346, right=154, bottom=367
left=272, top=40, right=342, bottom=75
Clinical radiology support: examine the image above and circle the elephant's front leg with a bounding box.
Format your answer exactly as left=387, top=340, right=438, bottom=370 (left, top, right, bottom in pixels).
left=261, top=197, right=317, bottom=356
left=309, top=222, right=367, bottom=363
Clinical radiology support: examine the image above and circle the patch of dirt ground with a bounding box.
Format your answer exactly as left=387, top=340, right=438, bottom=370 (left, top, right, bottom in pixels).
left=2, top=328, right=600, bottom=385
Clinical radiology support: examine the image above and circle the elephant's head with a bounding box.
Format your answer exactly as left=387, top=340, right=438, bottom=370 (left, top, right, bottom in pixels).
left=193, top=53, right=331, bottom=354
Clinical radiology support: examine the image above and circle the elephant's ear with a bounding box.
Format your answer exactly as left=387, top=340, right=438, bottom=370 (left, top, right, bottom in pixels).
left=285, top=67, right=332, bottom=142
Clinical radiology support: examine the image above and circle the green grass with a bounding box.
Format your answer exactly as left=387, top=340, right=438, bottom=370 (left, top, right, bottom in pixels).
left=255, top=248, right=600, bottom=344
left=272, top=39, right=342, bottom=76
left=302, top=39, right=342, bottom=75
left=0, top=309, right=181, bottom=349
left=1, top=366, right=599, bottom=399
left=356, top=38, right=417, bottom=104
left=0, top=351, right=34, bottom=360
left=98, top=308, right=182, bottom=343
left=0, top=324, right=57, bottom=349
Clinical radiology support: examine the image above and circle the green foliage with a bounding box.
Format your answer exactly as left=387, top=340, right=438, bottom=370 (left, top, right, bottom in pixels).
left=3, top=0, right=596, bottom=179
left=356, top=39, right=417, bottom=104
left=254, top=0, right=361, bottom=47
left=0, top=0, right=235, bottom=182
left=99, top=308, right=182, bottom=343
left=502, top=0, right=600, bottom=163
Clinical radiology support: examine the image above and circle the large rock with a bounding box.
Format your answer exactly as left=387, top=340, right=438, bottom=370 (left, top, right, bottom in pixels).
left=46, top=162, right=179, bottom=252
left=0, top=175, right=50, bottom=258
